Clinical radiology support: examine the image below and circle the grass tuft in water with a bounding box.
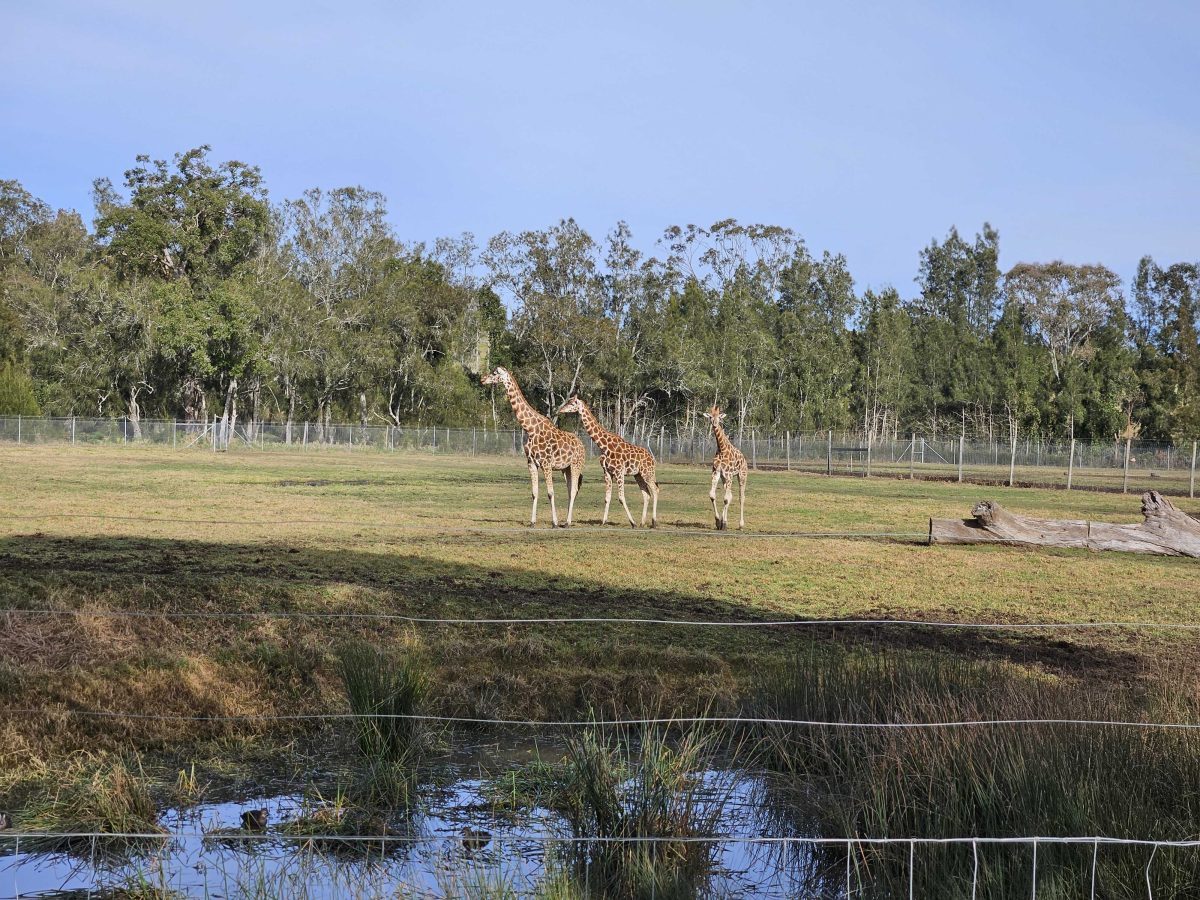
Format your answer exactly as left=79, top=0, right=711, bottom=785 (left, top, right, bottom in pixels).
left=558, top=721, right=737, bottom=899
left=336, top=639, right=433, bottom=807
left=15, top=753, right=164, bottom=853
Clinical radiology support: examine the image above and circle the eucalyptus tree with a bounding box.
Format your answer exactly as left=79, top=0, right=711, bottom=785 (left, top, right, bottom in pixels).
left=1004, top=261, right=1126, bottom=438
left=91, top=146, right=272, bottom=424
left=854, top=288, right=916, bottom=441
left=483, top=219, right=613, bottom=416
left=277, top=186, right=397, bottom=437
left=1132, top=257, right=1200, bottom=440
left=771, top=246, right=857, bottom=430
left=661, top=220, right=798, bottom=435
left=910, top=224, right=1002, bottom=434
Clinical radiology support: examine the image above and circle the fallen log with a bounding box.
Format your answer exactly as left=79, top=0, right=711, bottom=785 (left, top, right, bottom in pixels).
left=929, top=491, right=1200, bottom=558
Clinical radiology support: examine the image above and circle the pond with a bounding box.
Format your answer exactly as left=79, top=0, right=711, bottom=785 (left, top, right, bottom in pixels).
left=3, top=754, right=825, bottom=899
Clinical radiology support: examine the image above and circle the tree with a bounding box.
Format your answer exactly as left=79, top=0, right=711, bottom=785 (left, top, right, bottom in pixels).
left=910, top=224, right=1001, bottom=434
left=1004, top=262, right=1125, bottom=438
left=855, top=288, right=915, bottom=441
left=484, top=219, right=612, bottom=416
left=1132, top=257, right=1200, bottom=440
left=91, top=147, right=272, bottom=424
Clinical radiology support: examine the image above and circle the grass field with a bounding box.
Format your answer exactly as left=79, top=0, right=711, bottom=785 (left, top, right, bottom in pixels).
left=1, top=445, right=1198, bottom=839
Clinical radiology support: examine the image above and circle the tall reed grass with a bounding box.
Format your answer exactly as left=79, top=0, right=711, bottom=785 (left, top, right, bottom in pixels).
left=336, top=639, right=432, bottom=807
left=751, top=645, right=1200, bottom=897
left=556, top=722, right=739, bottom=899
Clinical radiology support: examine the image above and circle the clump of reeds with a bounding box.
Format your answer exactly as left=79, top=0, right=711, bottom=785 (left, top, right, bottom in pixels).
left=336, top=639, right=433, bottom=807
left=16, top=752, right=165, bottom=853
left=556, top=722, right=737, bottom=899
left=751, top=645, right=1200, bottom=896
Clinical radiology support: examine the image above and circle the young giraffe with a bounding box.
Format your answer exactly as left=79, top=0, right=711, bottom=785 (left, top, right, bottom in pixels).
left=481, top=367, right=585, bottom=527
left=557, top=396, right=659, bottom=528
left=704, top=405, right=748, bottom=530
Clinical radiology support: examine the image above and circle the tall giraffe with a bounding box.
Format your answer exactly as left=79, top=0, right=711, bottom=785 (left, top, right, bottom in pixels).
left=557, top=396, right=659, bottom=528
left=481, top=367, right=585, bottom=527
left=704, top=405, right=748, bottom=530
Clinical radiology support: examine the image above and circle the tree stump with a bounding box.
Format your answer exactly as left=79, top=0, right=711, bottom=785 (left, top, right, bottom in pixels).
left=929, top=491, right=1200, bottom=558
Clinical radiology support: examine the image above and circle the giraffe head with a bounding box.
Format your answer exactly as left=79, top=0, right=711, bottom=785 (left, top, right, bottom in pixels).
left=480, top=366, right=512, bottom=387
left=703, top=405, right=726, bottom=427
left=557, top=396, right=586, bottom=416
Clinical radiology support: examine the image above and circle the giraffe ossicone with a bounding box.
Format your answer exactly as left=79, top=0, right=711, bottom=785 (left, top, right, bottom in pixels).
left=558, top=396, right=659, bottom=528
left=481, top=367, right=585, bottom=527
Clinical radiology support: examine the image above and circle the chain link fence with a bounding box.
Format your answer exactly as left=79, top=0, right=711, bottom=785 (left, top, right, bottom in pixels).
left=2, top=416, right=1197, bottom=498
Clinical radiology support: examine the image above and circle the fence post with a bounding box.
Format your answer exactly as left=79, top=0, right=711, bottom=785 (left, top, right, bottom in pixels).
left=1122, top=437, right=1132, bottom=493
left=909, top=433, right=915, bottom=480
left=827, top=430, right=833, bottom=476
left=1067, top=438, right=1075, bottom=491
left=786, top=430, right=791, bottom=471
left=752, top=430, right=757, bottom=470
left=72, top=416, right=76, bottom=446
left=17, top=415, right=20, bottom=445
left=303, top=422, right=308, bottom=449
left=865, top=435, right=872, bottom=478
left=171, top=420, right=176, bottom=449
left=1190, top=440, right=1196, bottom=500
left=1008, top=428, right=1018, bottom=487
left=123, top=417, right=127, bottom=444
left=957, top=435, right=964, bottom=483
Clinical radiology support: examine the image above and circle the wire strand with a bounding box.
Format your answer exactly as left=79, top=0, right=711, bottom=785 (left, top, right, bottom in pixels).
left=3, top=832, right=1199, bottom=847
left=9, top=709, right=1200, bottom=729
left=4, top=608, right=1198, bottom=630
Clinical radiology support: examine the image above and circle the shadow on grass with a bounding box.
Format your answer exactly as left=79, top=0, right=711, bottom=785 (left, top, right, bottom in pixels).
left=0, top=532, right=1153, bottom=680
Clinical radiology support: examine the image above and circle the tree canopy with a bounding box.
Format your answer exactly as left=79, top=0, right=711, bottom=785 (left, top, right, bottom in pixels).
left=1, top=148, right=1197, bottom=443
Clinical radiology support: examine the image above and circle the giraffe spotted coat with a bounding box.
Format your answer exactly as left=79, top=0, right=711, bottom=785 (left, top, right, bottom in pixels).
left=557, top=396, right=659, bottom=528
left=481, top=367, right=585, bottom=527
left=705, top=404, right=748, bottom=530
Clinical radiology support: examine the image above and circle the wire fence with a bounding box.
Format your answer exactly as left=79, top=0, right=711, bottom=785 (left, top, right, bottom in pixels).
left=2, top=415, right=1197, bottom=498
left=2, top=831, right=1193, bottom=899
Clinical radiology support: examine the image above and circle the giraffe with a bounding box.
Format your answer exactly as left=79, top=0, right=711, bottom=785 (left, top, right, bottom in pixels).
left=557, top=396, right=659, bottom=528
left=704, top=404, right=748, bottom=530
left=481, top=367, right=585, bottom=527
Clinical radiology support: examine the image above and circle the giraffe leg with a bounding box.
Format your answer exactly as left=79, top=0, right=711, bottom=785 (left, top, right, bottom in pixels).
left=650, top=476, right=658, bottom=528
left=602, top=471, right=613, bottom=525
left=738, top=472, right=747, bottom=529
left=563, top=466, right=577, bottom=526
left=722, top=477, right=733, bottom=530
left=617, top=477, right=636, bottom=528
left=709, top=471, right=722, bottom=530
left=528, top=462, right=539, bottom=527
left=543, top=467, right=559, bottom=528
left=575, top=468, right=584, bottom=523
left=634, top=473, right=651, bottom=527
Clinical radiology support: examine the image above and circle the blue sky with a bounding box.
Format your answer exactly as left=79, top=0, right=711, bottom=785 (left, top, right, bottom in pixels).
left=3, top=0, right=1197, bottom=292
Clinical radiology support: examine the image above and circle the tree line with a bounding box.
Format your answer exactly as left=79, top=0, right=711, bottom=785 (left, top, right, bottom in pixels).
left=1, top=146, right=1197, bottom=444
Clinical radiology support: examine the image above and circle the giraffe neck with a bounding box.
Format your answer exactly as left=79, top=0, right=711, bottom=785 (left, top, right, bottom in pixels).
left=503, top=377, right=546, bottom=434
left=713, top=422, right=734, bottom=454
left=575, top=402, right=614, bottom=448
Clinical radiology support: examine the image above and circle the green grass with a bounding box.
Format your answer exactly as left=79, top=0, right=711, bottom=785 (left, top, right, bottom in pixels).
left=0, top=444, right=1197, bottom=829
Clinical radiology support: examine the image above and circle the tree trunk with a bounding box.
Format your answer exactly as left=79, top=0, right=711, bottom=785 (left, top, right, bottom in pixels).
left=181, top=373, right=204, bottom=425
left=284, top=374, right=295, bottom=445
left=929, top=491, right=1200, bottom=558
left=217, top=377, right=238, bottom=450
left=127, top=386, right=143, bottom=441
